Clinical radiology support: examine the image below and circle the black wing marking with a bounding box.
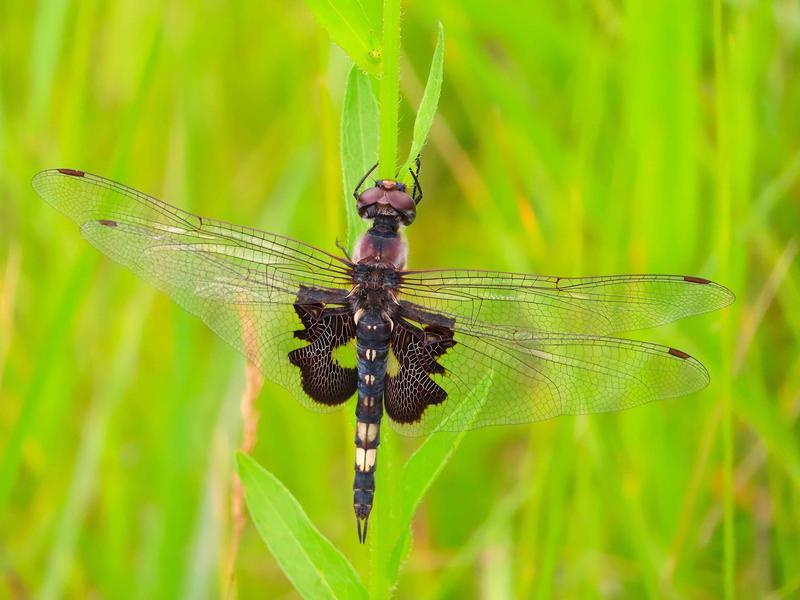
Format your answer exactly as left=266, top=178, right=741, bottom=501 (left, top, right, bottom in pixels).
left=399, top=269, right=734, bottom=335
left=289, top=289, right=358, bottom=405
left=383, top=318, right=455, bottom=424
left=32, top=169, right=356, bottom=412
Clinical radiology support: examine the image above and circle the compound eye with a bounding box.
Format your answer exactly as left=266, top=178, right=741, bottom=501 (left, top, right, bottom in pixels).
left=386, top=189, right=415, bottom=214
left=357, top=186, right=384, bottom=210
left=397, top=182, right=406, bottom=192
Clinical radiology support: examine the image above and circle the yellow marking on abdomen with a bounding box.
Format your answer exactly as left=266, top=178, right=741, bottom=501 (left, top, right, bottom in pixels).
left=357, top=421, right=379, bottom=444
left=355, top=447, right=377, bottom=472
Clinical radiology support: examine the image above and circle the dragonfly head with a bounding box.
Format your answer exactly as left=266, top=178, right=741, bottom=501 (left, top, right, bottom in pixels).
left=357, top=179, right=416, bottom=225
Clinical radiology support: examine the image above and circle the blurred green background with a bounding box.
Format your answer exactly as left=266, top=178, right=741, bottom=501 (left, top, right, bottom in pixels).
left=2, top=0, right=799, bottom=598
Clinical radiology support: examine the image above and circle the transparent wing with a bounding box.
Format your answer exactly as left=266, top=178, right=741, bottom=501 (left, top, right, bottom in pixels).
left=388, top=319, right=710, bottom=436
left=399, top=269, right=734, bottom=335
left=32, top=168, right=355, bottom=412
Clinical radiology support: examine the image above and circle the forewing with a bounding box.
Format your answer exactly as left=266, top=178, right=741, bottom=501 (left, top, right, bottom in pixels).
left=388, top=319, right=710, bottom=436
left=399, top=270, right=734, bottom=335
left=32, top=169, right=356, bottom=411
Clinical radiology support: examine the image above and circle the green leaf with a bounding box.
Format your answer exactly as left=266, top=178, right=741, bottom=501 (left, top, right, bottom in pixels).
left=341, top=65, right=379, bottom=246
left=386, top=372, right=494, bottom=582
left=237, top=453, right=367, bottom=600
left=399, top=23, right=445, bottom=177
left=377, top=0, right=402, bottom=178
left=304, top=0, right=382, bottom=76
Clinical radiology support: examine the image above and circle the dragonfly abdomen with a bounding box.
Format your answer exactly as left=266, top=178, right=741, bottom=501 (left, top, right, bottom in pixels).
left=352, top=306, right=391, bottom=543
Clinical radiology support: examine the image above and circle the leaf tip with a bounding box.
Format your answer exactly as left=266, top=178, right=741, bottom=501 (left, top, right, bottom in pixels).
left=235, top=450, right=251, bottom=472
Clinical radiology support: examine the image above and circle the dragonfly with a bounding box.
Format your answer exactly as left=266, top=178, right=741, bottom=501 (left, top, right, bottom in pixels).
left=33, top=165, right=733, bottom=543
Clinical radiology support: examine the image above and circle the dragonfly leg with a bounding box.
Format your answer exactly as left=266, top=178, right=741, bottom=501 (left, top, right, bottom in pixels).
left=335, top=238, right=352, bottom=261
left=409, top=155, right=423, bottom=204
left=353, top=162, right=379, bottom=200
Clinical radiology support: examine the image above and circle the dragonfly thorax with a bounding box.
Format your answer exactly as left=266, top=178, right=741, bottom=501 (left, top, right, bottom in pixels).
left=352, top=216, right=408, bottom=269
left=349, top=263, right=402, bottom=316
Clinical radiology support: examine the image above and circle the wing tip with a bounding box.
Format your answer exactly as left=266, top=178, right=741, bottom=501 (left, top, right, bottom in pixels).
left=32, top=168, right=88, bottom=193
left=56, top=168, right=86, bottom=177
left=667, top=347, right=691, bottom=359
left=683, top=275, right=736, bottom=309
left=683, top=275, right=710, bottom=285
left=719, top=285, right=737, bottom=307
left=33, top=167, right=86, bottom=179
left=666, top=346, right=711, bottom=392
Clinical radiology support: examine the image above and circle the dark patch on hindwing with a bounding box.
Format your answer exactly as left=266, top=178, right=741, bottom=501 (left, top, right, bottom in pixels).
left=384, top=319, right=456, bottom=424
left=288, top=300, right=357, bottom=406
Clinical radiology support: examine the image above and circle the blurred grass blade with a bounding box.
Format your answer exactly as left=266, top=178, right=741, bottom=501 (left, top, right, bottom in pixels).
left=734, top=383, right=800, bottom=486
left=303, top=0, right=381, bottom=76
left=341, top=65, right=379, bottom=246
left=237, top=453, right=367, bottom=600
left=399, top=23, right=444, bottom=177
left=39, top=288, right=155, bottom=600
left=27, top=0, right=70, bottom=121
left=387, top=373, right=493, bottom=582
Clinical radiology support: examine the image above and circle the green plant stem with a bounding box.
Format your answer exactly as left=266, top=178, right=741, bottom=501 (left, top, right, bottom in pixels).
left=712, top=1, right=735, bottom=598
left=378, top=0, right=401, bottom=178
